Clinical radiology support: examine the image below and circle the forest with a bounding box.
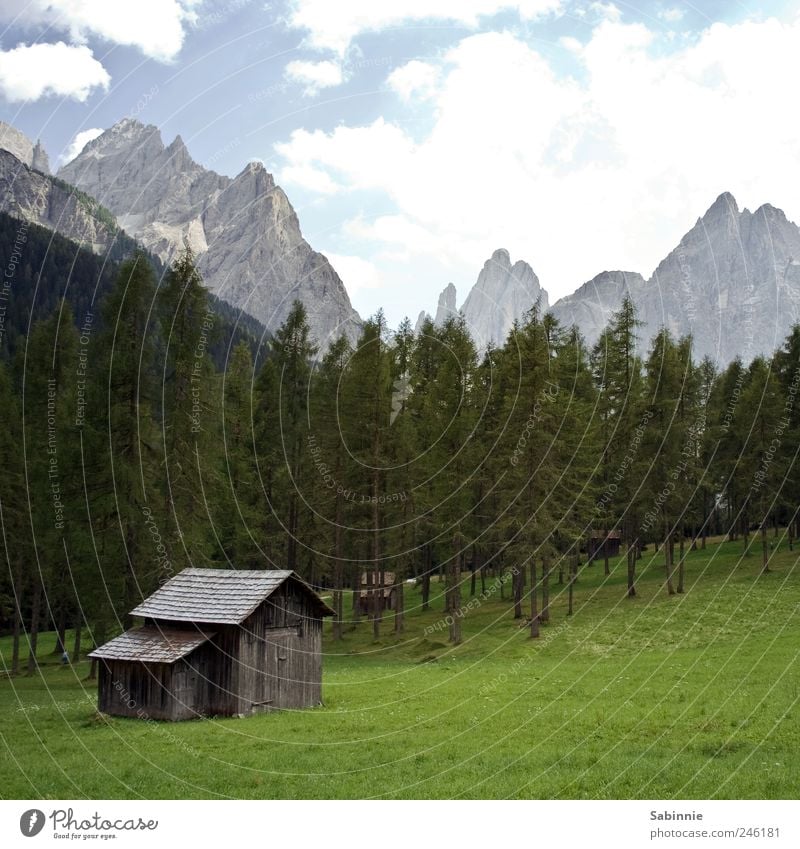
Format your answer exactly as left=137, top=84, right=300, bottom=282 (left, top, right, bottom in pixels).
left=2, top=209, right=800, bottom=676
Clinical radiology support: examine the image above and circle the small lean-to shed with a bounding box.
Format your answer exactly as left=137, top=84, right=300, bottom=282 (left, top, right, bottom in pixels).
left=587, top=529, right=621, bottom=562
left=357, top=571, right=396, bottom=614
left=89, top=568, right=334, bottom=721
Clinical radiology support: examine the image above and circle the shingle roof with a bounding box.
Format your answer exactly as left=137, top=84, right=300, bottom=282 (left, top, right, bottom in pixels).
left=88, top=626, right=214, bottom=663
left=129, top=568, right=334, bottom=624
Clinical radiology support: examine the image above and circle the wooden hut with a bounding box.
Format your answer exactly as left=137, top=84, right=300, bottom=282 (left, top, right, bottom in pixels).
left=89, top=568, right=334, bottom=721
left=357, top=571, right=396, bottom=614
left=587, top=529, right=621, bottom=562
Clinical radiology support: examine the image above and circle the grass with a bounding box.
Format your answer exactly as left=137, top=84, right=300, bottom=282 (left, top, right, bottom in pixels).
left=1, top=537, right=799, bottom=799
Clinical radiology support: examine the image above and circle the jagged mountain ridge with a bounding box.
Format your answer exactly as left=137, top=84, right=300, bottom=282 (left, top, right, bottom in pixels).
left=0, top=121, right=49, bottom=173
left=550, top=193, right=800, bottom=364
left=0, top=148, right=132, bottom=254
left=57, top=118, right=360, bottom=345
left=426, top=249, right=550, bottom=350
left=461, top=249, right=549, bottom=349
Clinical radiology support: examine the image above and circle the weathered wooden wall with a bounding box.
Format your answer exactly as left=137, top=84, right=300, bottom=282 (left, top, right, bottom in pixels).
left=238, top=578, right=323, bottom=712
left=98, top=577, right=326, bottom=720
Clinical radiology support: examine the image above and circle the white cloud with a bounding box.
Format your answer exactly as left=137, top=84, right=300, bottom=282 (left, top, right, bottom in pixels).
left=274, top=16, right=800, bottom=313
left=559, top=35, right=583, bottom=53
left=588, top=2, right=622, bottom=23
left=658, top=7, right=685, bottom=24
left=0, top=42, right=109, bottom=102
left=387, top=60, right=441, bottom=102
left=324, top=252, right=383, bottom=295
left=287, top=0, right=563, bottom=55
left=59, top=127, right=104, bottom=165
left=276, top=118, right=414, bottom=190
left=285, top=59, right=343, bottom=96
left=0, top=0, right=195, bottom=61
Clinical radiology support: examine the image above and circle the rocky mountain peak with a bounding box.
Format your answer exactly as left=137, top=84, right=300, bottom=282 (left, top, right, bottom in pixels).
left=460, top=249, right=548, bottom=349
left=434, top=282, right=458, bottom=325
left=31, top=140, right=50, bottom=173
left=57, top=117, right=360, bottom=345
left=489, top=247, right=511, bottom=266
left=414, top=310, right=432, bottom=334
left=701, top=191, right=739, bottom=224
left=0, top=121, right=34, bottom=168
left=549, top=192, right=800, bottom=365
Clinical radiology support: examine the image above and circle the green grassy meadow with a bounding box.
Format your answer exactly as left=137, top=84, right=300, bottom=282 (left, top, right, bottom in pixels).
left=2, top=538, right=799, bottom=799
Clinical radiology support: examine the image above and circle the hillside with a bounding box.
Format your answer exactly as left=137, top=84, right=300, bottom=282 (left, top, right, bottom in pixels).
left=0, top=211, right=269, bottom=367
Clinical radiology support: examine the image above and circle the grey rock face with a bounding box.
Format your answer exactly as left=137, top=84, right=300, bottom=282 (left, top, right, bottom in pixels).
left=642, top=192, right=800, bottom=363
left=414, top=310, right=432, bottom=334
left=31, top=140, right=50, bottom=174
left=434, top=282, right=458, bottom=326
left=549, top=193, right=800, bottom=364
left=0, top=148, right=121, bottom=251
left=460, top=248, right=549, bottom=349
left=549, top=270, right=645, bottom=347
left=0, top=122, right=34, bottom=167
left=58, top=118, right=360, bottom=345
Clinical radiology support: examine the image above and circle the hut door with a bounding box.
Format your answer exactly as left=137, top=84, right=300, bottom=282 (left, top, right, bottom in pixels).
left=267, top=631, right=295, bottom=709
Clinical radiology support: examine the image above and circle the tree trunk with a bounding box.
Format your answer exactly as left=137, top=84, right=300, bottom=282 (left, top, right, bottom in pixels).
left=529, top=560, right=539, bottom=638
left=332, top=497, right=344, bottom=640
left=11, top=598, right=21, bottom=675
left=26, top=581, right=42, bottom=674
left=54, top=609, right=67, bottom=655
left=513, top=563, right=524, bottom=619
left=73, top=621, right=82, bottom=664
left=421, top=553, right=430, bottom=611
left=761, top=522, right=770, bottom=573
left=665, top=528, right=675, bottom=595
left=567, top=555, right=576, bottom=616
left=10, top=565, right=23, bottom=675
left=603, top=547, right=610, bottom=576
left=449, top=549, right=462, bottom=645
left=541, top=557, right=550, bottom=624
left=677, top=537, right=685, bottom=594
left=352, top=565, right=361, bottom=623
left=627, top=538, right=637, bottom=598
left=372, top=466, right=381, bottom=639
left=394, top=580, right=404, bottom=634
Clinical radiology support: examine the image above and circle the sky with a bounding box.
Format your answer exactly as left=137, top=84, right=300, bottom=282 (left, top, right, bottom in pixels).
left=1, top=0, right=799, bottom=327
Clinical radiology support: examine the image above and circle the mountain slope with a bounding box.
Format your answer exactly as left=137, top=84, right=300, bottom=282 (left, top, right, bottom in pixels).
left=0, top=210, right=269, bottom=367
left=548, top=270, right=646, bottom=347
left=58, top=118, right=361, bottom=345
left=0, top=148, right=133, bottom=256
left=460, top=249, right=549, bottom=349
left=550, top=193, right=800, bottom=364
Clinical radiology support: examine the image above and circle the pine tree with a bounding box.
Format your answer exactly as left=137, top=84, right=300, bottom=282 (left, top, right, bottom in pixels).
left=591, top=296, right=645, bottom=595
left=309, top=335, right=351, bottom=638
left=642, top=329, right=683, bottom=594
left=158, top=246, right=217, bottom=569
left=340, top=312, right=392, bottom=638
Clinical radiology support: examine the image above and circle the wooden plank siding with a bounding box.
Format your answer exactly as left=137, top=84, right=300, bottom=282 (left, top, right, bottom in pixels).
left=92, top=570, right=331, bottom=720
